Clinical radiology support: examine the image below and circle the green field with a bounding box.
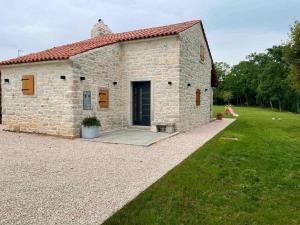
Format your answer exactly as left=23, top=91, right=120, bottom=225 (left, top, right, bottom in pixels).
left=103, top=106, right=300, bottom=225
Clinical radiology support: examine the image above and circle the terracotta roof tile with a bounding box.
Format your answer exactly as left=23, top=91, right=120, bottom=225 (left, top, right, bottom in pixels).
left=0, top=20, right=199, bottom=65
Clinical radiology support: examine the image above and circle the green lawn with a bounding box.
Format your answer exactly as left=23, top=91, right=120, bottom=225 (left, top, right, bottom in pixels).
left=103, top=106, right=300, bottom=225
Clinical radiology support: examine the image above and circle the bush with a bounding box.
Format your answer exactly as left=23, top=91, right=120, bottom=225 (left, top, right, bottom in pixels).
left=82, top=117, right=101, bottom=127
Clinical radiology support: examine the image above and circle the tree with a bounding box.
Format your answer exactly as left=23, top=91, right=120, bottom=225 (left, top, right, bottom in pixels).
left=214, top=62, right=231, bottom=82
left=284, top=21, right=300, bottom=113
left=256, top=46, right=290, bottom=111
left=227, top=60, right=259, bottom=105
left=223, top=91, right=233, bottom=104
left=213, top=62, right=231, bottom=104
left=213, top=22, right=299, bottom=113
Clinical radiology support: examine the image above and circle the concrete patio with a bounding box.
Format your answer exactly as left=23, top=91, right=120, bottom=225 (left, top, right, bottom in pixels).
left=89, top=129, right=178, bottom=146
left=0, top=119, right=235, bottom=225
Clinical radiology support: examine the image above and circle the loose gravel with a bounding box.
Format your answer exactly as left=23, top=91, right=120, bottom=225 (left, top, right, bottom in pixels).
left=0, top=119, right=234, bottom=225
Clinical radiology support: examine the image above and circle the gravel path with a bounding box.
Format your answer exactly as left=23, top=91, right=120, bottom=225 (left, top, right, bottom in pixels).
left=0, top=119, right=234, bottom=225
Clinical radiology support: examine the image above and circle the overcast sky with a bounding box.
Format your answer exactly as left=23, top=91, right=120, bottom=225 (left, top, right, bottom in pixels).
left=0, top=0, right=299, bottom=65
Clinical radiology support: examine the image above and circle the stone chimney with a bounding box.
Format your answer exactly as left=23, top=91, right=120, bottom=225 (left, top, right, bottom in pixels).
left=91, top=19, right=112, bottom=38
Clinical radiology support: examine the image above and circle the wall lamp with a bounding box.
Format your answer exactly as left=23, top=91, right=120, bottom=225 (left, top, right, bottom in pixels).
left=168, top=81, right=172, bottom=85
left=205, top=88, right=208, bottom=92
left=80, top=77, right=85, bottom=81
left=113, top=81, right=118, bottom=85
left=4, top=79, right=9, bottom=84
left=60, top=75, right=66, bottom=80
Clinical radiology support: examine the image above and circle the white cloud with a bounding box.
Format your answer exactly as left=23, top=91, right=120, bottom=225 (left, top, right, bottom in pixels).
left=0, top=0, right=298, bottom=64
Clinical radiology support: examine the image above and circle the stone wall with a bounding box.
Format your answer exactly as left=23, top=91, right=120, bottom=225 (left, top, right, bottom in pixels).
left=70, top=43, right=123, bottom=136
left=0, top=24, right=214, bottom=137
left=0, top=61, right=77, bottom=137
left=120, top=36, right=181, bottom=128
left=71, top=36, right=181, bottom=133
left=178, top=24, right=213, bottom=131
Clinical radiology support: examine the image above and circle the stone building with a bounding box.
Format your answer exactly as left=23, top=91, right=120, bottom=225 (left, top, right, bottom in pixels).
left=0, top=20, right=218, bottom=138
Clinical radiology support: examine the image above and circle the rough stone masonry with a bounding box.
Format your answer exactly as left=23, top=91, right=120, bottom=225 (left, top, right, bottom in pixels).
left=0, top=20, right=216, bottom=137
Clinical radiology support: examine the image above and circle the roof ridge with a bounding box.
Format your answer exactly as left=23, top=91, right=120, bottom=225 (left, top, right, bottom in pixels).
left=112, top=20, right=200, bottom=35
left=64, top=20, right=200, bottom=47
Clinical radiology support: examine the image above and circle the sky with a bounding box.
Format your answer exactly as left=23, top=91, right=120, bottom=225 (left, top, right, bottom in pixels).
left=0, top=0, right=299, bottom=65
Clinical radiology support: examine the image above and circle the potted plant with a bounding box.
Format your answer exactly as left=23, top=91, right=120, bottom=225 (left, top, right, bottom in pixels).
left=216, top=112, right=223, bottom=120
left=81, top=117, right=101, bottom=139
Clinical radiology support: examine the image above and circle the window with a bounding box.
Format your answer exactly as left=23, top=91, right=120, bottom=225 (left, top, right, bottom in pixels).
left=83, top=91, right=92, bottom=110
left=196, top=89, right=201, bottom=106
left=200, top=45, right=205, bottom=62
left=22, top=75, right=34, bottom=95
left=99, top=88, right=109, bottom=108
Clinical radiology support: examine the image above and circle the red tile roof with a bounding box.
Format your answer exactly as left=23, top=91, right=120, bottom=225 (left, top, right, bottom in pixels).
left=0, top=19, right=218, bottom=86
left=0, top=20, right=200, bottom=66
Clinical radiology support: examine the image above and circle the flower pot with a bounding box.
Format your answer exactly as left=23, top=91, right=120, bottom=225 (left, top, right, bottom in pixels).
left=216, top=114, right=223, bottom=120
left=81, top=126, right=100, bottom=139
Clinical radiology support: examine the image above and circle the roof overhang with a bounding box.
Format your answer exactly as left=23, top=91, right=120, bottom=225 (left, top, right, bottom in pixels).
left=0, top=59, right=70, bottom=69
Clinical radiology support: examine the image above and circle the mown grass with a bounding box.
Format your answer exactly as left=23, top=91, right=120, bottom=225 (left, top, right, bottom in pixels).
left=103, top=106, right=300, bottom=225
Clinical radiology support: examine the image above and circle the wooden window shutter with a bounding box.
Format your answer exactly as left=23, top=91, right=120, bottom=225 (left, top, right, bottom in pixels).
left=99, top=89, right=109, bottom=108
left=196, top=89, right=201, bottom=106
left=22, top=75, right=34, bottom=95
left=200, top=45, right=205, bottom=62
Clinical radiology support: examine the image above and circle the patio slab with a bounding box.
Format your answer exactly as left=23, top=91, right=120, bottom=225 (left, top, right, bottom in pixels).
left=89, top=129, right=178, bottom=146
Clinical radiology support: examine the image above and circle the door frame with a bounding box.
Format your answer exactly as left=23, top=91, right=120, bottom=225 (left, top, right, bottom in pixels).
left=130, top=80, right=152, bottom=126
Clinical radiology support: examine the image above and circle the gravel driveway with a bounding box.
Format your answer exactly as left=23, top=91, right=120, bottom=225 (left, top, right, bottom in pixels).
left=0, top=119, right=234, bottom=225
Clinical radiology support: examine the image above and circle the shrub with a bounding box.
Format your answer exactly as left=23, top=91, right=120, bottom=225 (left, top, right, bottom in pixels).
left=82, top=117, right=101, bottom=127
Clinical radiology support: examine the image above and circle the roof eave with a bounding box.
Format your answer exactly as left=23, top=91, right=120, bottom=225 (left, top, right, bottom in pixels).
left=0, top=59, right=70, bottom=69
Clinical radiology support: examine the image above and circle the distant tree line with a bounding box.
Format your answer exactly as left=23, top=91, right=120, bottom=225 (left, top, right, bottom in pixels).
left=214, top=21, right=300, bottom=113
